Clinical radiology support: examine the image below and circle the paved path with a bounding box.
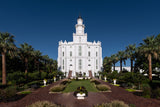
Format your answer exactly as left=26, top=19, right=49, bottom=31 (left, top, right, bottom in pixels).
left=0, top=79, right=160, bottom=107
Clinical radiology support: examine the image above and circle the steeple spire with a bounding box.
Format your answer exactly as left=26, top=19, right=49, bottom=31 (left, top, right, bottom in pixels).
left=75, top=16, right=85, bottom=35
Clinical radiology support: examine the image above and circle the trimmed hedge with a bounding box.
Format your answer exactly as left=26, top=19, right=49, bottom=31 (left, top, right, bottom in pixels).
left=96, top=84, right=111, bottom=91
left=50, top=85, right=66, bottom=92
left=94, top=100, right=129, bottom=107
left=27, top=101, right=60, bottom=107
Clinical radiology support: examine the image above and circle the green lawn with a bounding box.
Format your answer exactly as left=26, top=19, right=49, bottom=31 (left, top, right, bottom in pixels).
left=63, top=80, right=98, bottom=93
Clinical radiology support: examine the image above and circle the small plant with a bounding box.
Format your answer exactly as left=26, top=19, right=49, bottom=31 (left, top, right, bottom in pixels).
left=50, top=85, right=66, bottom=92
left=27, top=101, right=60, bottom=107
left=74, top=86, right=88, bottom=96
left=94, top=100, right=129, bottom=107
left=96, top=84, right=111, bottom=91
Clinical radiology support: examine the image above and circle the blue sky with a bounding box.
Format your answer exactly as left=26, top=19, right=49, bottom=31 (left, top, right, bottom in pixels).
left=0, top=0, right=160, bottom=66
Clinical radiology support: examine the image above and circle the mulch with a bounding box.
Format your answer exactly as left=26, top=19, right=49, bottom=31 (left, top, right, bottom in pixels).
left=0, top=79, right=160, bottom=107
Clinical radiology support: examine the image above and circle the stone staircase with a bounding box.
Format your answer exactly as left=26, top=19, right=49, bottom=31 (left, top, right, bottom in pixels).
left=68, top=70, right=72, bottom=78
left=88, top=71, right=92, bottom=77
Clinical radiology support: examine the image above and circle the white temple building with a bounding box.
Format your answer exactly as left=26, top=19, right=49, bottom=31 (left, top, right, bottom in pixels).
left=58, top=16, right=102, bottom=77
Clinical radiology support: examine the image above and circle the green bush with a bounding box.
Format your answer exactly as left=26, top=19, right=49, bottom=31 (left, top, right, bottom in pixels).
left=96, top=84, right=111, bottom=91
left=60, top=79, right=71, bottom=85
left=152, top=87, right=160, bottom=98
left=28, top=71, right=39, bottom=81
left=50, top=85, right=66, bottom=92
left=90, top=79, right=101, bottom=85
left=41, top=71, right=47, bottom=79
left=7, top=71, right=26, bottom=85
left=27, top=80, right=42, bottom=89
left=94, top=100, right=129, bottom=107
left=27, top=101, right=60, bottom=107
left=142, top=83, right=151, bottom=98
left=0, top=86, right=17, bottom=101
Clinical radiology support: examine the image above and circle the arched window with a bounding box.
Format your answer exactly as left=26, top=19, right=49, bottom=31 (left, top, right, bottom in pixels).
left=96, top=52, right=98, bottom=57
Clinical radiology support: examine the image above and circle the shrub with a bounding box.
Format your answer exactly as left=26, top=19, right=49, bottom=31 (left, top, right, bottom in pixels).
left=60, top=79, right=71, bottom=85
left=142, top=83, right=151, bottom=98
left=94, top=100, right=129, bottom=107
left=27, top=80, right=42, bottom=89
left=152, top=87, right=160, bottom=98
left=41, top=72, right=47, bottom=79
left=96, top=84, right=111, bottom=91
left=50, top=85, right=66, bottom=92
left=28, top=71, right=39, bottom=81
left=27, top=101, right=60, bottom=107
left=0, top=86, right=17, bottom=101
left=7, top=71, right=26, bottom=85
left=90, top=79, right=101, bottom=85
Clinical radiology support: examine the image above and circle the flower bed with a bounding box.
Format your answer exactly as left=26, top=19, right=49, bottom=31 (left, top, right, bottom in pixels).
left=74, top=86, right=88, bottom=98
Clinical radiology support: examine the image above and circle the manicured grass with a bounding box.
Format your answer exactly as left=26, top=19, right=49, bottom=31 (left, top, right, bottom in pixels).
left=63, top=80, right=98, bottom=93
left=20, top=91, right=32, bottom=95
left=125, top=89, right=136, bottom=92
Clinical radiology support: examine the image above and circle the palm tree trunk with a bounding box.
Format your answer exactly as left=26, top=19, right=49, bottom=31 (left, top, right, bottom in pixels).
left=120, top=60, right=122, bottom=72
left=25, top=58, right=28, bottom=74
left=148, top=54, right=152, bottom=81
left=131, top=59, right=133, bottom=72
left=113, top=63, right=115, bottom=71
left=2, top=52, right=6, bottom=85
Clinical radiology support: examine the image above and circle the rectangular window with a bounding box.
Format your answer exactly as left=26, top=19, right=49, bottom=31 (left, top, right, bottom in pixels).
left=79, top=46, right=82, bottom=56
left=88, top=51, right=90, bottom=57
left=79, top=59, right=82, bottom=70
left=63, top=52, right=64, bottom=56
left=96, top=59, right=98, bottom=69
left=70, top=51, right=72, bottom=57
left=63, top=60, right=64, bottom=70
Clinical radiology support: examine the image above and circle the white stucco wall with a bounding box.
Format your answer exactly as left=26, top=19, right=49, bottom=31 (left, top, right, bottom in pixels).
left=58, top=17, right=102, bottom=77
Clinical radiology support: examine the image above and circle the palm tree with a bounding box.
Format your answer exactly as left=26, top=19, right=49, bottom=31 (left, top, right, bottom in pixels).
left=139, top=36, right=159, bottom=81
left=103, top=56, right=112, bottom=72
left=110, top=54, right=118, bottom=71
left=42, top=55, right=50, bottom=72
left=19, top=43, right=34, bottom=74
left=125, top=44, right=136, bottom=72
left=33, top=50, right=42, bottom=72
left=0, top=32, right=16, bottom=85
left=117, top=51, right=127, bottom=72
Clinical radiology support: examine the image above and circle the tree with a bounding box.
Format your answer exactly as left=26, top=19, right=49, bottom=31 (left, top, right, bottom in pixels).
left=139, top=36, right=159, bottom=81
left=33, top=50, right=42, bottom=72
left=103, top=56, right=112, bottom=72
left=125, top=44, right=136, bottom=72
left=117, top=51, right=127, bottom=72
left=19, top=43, right=34, bottom=75
left=0, top=32, right=16, bottom=85
left=110, top=54, right=118, bottom=71
left=42, top=55, right=50, bottom=72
